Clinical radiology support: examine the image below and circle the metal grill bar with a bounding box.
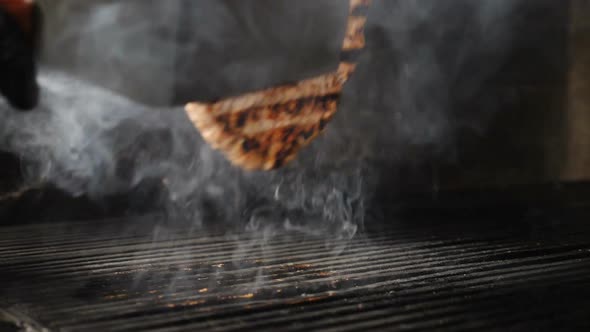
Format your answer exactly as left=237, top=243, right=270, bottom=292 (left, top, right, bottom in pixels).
left=2, top=216, right=590, bottom=331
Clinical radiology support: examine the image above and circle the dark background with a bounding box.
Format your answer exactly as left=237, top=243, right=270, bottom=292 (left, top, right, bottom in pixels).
left=1, top=0, right=588, bottom=224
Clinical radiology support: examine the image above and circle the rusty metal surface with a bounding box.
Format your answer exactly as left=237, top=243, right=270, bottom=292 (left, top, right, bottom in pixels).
left=2, top=214, right=590, bottom=331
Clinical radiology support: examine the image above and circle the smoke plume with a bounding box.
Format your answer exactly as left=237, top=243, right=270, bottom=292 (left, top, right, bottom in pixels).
left=0, top=0, right=520, bottom=241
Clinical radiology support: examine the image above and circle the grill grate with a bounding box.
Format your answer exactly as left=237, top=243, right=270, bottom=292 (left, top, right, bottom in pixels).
left=2, top=215, right=590, bottom=331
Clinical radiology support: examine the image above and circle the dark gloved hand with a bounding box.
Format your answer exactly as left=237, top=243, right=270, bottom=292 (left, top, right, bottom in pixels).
left=0, top=0, right=42, bottom=111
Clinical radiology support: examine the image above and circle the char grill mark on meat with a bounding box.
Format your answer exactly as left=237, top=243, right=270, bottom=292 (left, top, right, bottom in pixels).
left=185, top=0, right=371, bottom=171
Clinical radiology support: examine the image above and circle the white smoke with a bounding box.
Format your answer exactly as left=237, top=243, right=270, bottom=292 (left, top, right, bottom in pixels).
left=0, top=0, right=522, bottom=244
